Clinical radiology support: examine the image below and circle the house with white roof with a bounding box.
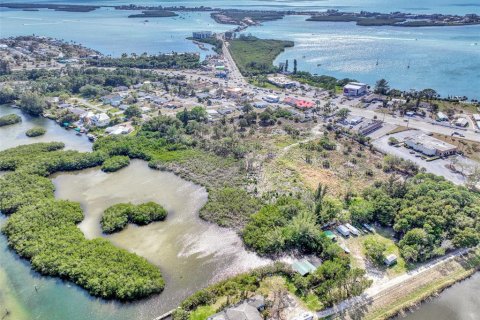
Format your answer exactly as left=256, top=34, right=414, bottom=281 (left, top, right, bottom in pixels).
left=92, top=113, right=110, bottom=127
left=343, top=82, right=367, bottom=97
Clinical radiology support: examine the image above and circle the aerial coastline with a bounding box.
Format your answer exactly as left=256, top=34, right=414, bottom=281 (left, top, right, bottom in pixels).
left=1, top=3, right=479, bottom=28
left=0, top=1, right=479, bottom=319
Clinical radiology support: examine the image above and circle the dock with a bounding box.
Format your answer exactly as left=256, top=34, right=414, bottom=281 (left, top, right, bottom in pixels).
left=152, top=309, right=175, bottom=320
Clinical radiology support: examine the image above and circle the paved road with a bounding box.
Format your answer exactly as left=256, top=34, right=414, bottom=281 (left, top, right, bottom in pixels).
left=158, top=36, right=480, bottom=144
left=219, top=34, right=247, bottom=86
left=333, top=100, right=480, bottom=143
left=316, top=248, right=471, bottom=319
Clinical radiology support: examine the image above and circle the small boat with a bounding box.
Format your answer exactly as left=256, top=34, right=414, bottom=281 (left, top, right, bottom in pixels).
left=376, top=59, right=379, bottom=66
left=317, top=63, right=321, bottom=67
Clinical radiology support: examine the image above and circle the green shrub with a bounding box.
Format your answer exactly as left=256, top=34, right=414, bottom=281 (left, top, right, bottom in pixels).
left=101, top=155, right=130, bottom=172
left=199, top=187, right=262, bottom=228
left=131, top=202, right=168, bottom=225
left=242, top=197, right=330, bottom=255
left=25, top=127, right=47, bottom=137
left=0, top=172, right=164, bottom=300
left=0, top=113, right=21, bottom=127
left=101, top=202, right=167, bottom=234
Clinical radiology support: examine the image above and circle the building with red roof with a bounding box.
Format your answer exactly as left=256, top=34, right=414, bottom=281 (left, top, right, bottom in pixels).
left=283, top=97, right=314, bottom=110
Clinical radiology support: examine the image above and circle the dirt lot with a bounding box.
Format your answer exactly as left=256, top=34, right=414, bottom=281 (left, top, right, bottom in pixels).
left=259, top=131, right=390, bottom=198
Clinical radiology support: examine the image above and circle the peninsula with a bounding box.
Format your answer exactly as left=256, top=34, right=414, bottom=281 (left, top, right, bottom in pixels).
left=1, top=3, right=479, bottom=28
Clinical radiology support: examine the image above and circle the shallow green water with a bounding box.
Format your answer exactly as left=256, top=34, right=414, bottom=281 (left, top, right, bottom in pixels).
left=0, top=106, right=269, bottom=320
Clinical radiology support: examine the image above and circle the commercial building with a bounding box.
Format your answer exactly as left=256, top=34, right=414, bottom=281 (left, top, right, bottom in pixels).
left=473, top=114, right=480, bottom=128
left=437, top=112, right=449, bottom=121
left=283, top=97, right=314, bottom=110
left=264, top=94, right=280, bottom=103
left=455, top=118, right=468, bottom=127
left=343, top=82, right=367, bottom=97
left=404, top=133, right=457, bottom=157
left=192, top=31, right=212, bottom=39
left=344, top=116, right=363, bottom=126
left=267, top=75, right=297, bottom=88
left=354, top=120, right=382, bottom=136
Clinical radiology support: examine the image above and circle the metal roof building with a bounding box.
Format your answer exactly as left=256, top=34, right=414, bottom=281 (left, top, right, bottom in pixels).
left=292, top=259, right=317, bottom=276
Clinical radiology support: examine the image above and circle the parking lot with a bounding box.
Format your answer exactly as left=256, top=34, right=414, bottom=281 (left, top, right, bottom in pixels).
left=372, top=130, right=471, bottom=185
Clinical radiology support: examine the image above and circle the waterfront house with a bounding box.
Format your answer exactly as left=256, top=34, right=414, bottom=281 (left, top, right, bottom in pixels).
left=343, top=82, right=367, bottom=97
left=92, top=113, right=110, bottom=127
left=207, top=296, right=264, bottom=320
left=67, top=107, right=88, bottom=118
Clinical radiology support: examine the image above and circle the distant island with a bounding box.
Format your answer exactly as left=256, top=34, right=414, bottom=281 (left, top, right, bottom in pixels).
left=127, top=10, right=178, bottom=18
left=307, top=10, right=480, bottom=27
left=2, top=3, right=479, bottom=28
left=0, top=3, right=100, bottom=12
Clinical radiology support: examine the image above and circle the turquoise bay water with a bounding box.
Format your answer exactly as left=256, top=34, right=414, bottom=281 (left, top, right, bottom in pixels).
left=243, top=15, right=480, bottom=99
left=0, top=7, right=231, bottom=58
left=1, top=1, right=479, bottom=97
left=2, top=0, right=480, bottom=14
left=0, top=1, right=480, bottom=320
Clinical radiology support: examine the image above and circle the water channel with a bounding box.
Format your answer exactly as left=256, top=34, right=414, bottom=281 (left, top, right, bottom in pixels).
left=0, top=105, right=269, bottom=320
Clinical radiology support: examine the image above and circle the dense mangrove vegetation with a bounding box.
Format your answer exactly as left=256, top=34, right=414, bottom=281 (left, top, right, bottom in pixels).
left=0, top=143, right=165, bottom=300
left=25, top=127, right=47, bottom=137
left=242, top=197, right=334, bottom=255
left=101, top=155, right=130, bottom=172
left=0, top=113, right=21, bottom=127
left=359, top=174, right=480, bottom=262
left=101, top=202, right=168, bottom=234
left=87, top=53, right=201, bottom=69
left=228, top=36, right=294, bottom=76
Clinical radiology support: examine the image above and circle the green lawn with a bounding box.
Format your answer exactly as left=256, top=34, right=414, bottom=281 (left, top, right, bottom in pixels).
left=190, top=305, right=216, bottom=320
left=362, top=232, right=407, bottom=276
left=228, top=36, right=294, bottom=76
